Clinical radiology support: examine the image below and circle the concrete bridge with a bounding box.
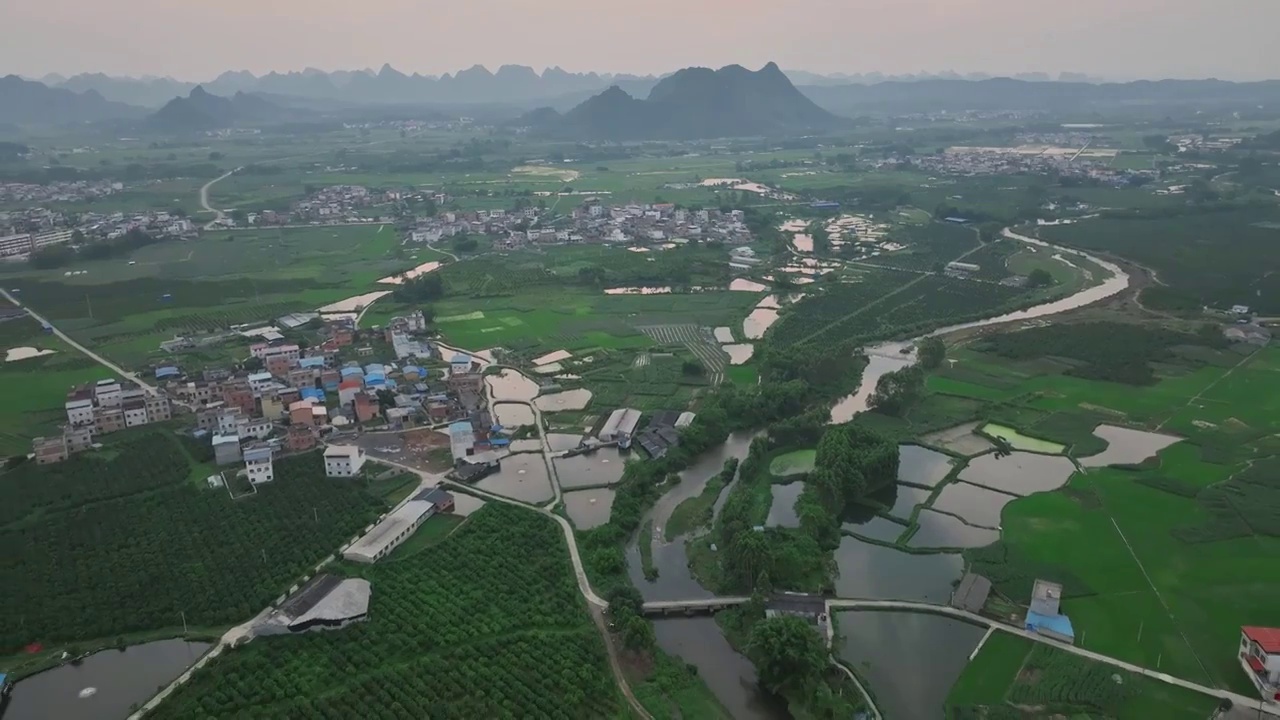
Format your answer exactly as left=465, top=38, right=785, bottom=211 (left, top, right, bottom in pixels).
left=640, top=597, right=750, bottom=617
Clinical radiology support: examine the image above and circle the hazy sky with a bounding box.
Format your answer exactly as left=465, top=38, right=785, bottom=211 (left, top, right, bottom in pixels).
left=3, top=0, right=1275, bottom=81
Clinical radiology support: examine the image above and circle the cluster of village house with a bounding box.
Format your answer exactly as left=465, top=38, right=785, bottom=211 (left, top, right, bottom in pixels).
left=0, top=179, right=124, bottom=205
left=34, top=312, right=500, bottom=481
left=405, top=200, right=754, bottom=248
left=216, top=185, right=450, bottom=228
left=0, top=207, right=196, bottom=259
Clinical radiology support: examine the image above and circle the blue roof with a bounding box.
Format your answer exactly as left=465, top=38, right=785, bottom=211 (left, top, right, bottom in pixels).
left=248, top=372, right=272, bottom=382
left=403, top=365, right=424, bottom=374
left=300, top=388, right=324, bottom=400
left=340, top=367, right=364, bottom=377
left=451, top=354, right=471, bottom=363
left=1025, top=611, right=1075, bottom=639
left=944, top=216, right=970, bottom=224
left=364, top=363, right=385, bottom=374
left=299, top=356, right=326, bottom=368
left=449, top=421, right=473, bottom=434
left=155, top=366, right=179, bottom=378
left=490, top=438, right=511, bottom=447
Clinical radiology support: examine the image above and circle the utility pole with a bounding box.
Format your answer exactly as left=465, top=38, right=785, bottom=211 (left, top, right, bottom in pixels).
left=313, top=507, right=319, bottom=523
left=85, top=294, right=93, bottom=320
left=181, top=611, right=187, bottom=634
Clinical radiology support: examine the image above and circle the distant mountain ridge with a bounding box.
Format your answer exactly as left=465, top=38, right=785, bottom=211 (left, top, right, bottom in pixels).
left=524, top=62, right=844, bottom=140
left=48, top=64, right=662, bottom=108
left=148, top=86, right=287, bottom=131
left=0, top=75, right=144, bottom=125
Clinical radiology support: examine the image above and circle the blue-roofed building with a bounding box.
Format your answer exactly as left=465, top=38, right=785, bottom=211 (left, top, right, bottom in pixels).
left=301, top=387, right=325, bottom=402
left=810, top=200, right=840, bottom=210
left=364, top=363, right=385, bottom=376
left=402, top=365, right=424, bottom=381
left=1025, top=579, right=1075, bottom=643
left=299, top=356, right=326, bottom=369
left=155, top=365, right=180, bottom=379
left=944, top=216, right=970, bottom=224
left=340, top=367, right=364, bottom=379
left=491, top=437, right=511, bottom=448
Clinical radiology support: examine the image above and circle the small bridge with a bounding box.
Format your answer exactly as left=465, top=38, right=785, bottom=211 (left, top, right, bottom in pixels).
left=640, top=597, right=750, bottom=617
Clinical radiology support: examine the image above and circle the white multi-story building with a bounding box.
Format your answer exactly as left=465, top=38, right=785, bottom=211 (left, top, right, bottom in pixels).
left=247, top=372, right=276, bottom=394
left=0, top=233, right=32, bottom=257
left=244, top=445, right=275, bottom=484
left=324, top=445, right=366, bottom=477
left=93, top=379, right=122, bottom=407
left=237, top=416, right=273, bottom=441
left=123, top=400, right=149, bottom=427
left=65, top=398, right=95, bottom=426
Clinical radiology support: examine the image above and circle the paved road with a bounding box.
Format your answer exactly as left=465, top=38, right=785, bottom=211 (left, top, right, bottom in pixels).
left=199, top=168, right=240, bottom=230
left=1, top=287, right=160, bottom=396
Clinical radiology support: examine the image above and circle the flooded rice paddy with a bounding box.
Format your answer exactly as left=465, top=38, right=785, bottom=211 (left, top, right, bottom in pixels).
left=958, top=452, right=1077, bottom=496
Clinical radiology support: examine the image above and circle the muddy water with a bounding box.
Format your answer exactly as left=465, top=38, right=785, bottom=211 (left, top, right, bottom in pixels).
left=729, top=278, right=769, bottom=292
left=908, top=509, right=1001, bottom=549
left=485, top=369, right=539, bottom=402
left=829, top=230, right=1131, bottom=426
left=1081, top=424, right=1180, bottom=467
left=554, top=451, right=627, bottom=489
left=534, top=388, right=593, bottom=412
left=492, top=402, right=535, bottom=426
left=562, top=488, right=616, bottom=529
left=546, top=433, right=584, bottom=452
left=742, top=308, right=780, bottom=340
left=722, top=343, right=755, bottom=365
left=835, top=612, right=985, bottom=720
left=475, top=453, right=554, bottom=503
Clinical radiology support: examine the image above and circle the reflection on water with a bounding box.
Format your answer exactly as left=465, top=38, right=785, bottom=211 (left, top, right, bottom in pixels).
left=829, top=351, right=913, bottom=423
left=871, top=483, right=934, bottom=520
left=653, top=618, right=789, bottom=720
left=897, top=445, right=955, bottom=488
left=835, top=612, right=985, bottom=720
left=908, top=509, right=1000, bottom=549
left=834, top=536, right=962, bottom=602
left=841, top=513, right=909, bottom=543
left=534, top=388, right=593, bottom=412
left=958, top=452, right=1076, bottom=497
left=492, top=402, right=535, bottom=426
left=6, top=639, right=212, bottom=720
left=930, top=482, right=1015, bottom=529
left=486, top=369, right=539, bottom=402
left=765, top=482, right=805, bottom=528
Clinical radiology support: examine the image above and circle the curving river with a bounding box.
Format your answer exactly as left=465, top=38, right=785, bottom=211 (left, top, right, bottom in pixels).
left=631, top=226, right=1132, bottom=717
left=830, top=228, right=1130, bottom=423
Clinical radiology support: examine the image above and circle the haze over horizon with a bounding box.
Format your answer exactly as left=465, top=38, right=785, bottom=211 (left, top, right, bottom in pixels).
left=2, top=0, right=1275, bottom=83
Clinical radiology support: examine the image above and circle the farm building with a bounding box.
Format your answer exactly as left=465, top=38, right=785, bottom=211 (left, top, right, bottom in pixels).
left=256, top=574, right=371, bottom=636
left=324, top=445, right=366, bottom=477
left=243, top=444, right=275, bottom=484
left=450, top=421, right=476, bottom=461
left=945, top=261, right=981, bottom=278
left=1025, top=579, right=1074, bottom=643
left=1239, top=626, right=1280, bottom=700
left=450, top=354, right=473, bottom=375
left=598, top=408, right=641, bottom=443
left=213, top=434, right=241, bottom=465
left=342, top=487, right=453, bottom=564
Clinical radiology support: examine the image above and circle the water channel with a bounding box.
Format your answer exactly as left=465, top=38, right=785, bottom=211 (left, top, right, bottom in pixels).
left=4, top=640, right=211, bottom=720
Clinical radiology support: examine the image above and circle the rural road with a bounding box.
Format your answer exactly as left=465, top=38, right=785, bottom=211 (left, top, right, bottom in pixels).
left=199, top=167, right=241, bottom=230
left=0, top=287, right=161, bottom=396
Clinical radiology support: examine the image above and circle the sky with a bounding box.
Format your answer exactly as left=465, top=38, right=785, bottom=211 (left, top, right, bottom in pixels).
left=3, top=0, right=1276, bottom=82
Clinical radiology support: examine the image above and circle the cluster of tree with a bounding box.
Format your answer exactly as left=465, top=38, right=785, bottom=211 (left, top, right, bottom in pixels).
left=917, top=336, right=947, bottom=370
left=79, top=228, right=170, bottom=261
left=451, top=233, right=478, bottom=252
left=148, top=504, right=623, bottom=720
left=1, top=445, right=385, bottom=651
left=976, top=321, right=1226, bottom=386
left=605, top=586, right=656, bottom=652
left=868, top=365, right=925, bottom=417
left=391, top=273, right=444, bottom=303
left=800, top=424, right=901, bottom=547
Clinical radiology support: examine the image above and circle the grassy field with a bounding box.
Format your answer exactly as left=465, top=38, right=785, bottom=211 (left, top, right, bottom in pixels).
left=922, top=335, right=1280, bottom=694
left=945, top=632, right=1220, bottom=718
left=768, top=449, right=816, bottom=477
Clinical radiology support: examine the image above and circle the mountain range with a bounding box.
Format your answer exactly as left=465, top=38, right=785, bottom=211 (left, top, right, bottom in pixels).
left=148, top=86, right=289, bottom=131
left=0, top=75, right=144, bottom=125
left=41, top=65, right=662, bottom=108
left=523, top=63, right=843, bottom=140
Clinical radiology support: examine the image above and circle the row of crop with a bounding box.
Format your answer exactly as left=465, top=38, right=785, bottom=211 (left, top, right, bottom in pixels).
left=768, top=274, right=911, bottom=346
left=0, top=451, right=385, bottom=651
left=147, top=503, right=621, bottom=719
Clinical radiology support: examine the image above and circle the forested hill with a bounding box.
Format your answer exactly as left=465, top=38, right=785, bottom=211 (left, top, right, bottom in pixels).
left=524, top=62, right=844, bottom=140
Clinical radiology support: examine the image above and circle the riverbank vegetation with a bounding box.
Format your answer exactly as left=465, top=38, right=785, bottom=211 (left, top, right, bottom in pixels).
left=0, top=439, right=386, bottom=653
left=148, top=504, right=625, bottom=719
left=664, top=459, right=737, bottom=541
